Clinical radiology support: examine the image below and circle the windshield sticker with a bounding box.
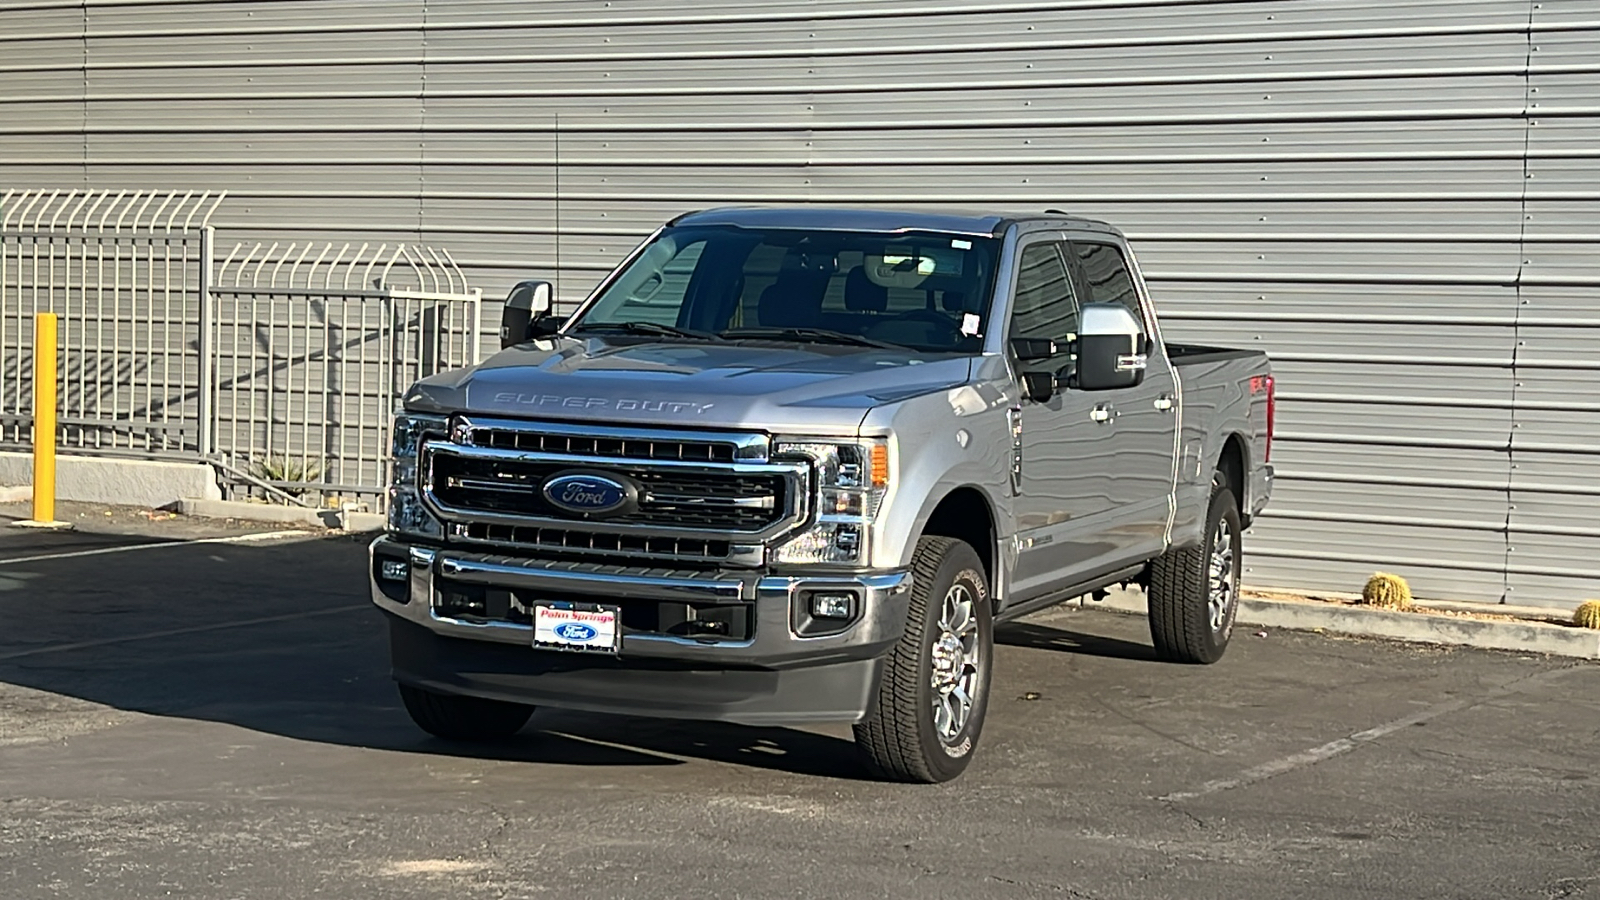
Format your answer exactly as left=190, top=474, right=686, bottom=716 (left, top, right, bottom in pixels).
left=961, top=313, right=982, bottom=336
left=951, top=239, right=972, bottom=250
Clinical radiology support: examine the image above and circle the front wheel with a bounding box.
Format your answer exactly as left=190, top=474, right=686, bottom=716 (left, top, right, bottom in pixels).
left=398, top=684, right=534, bottom=742
left=854, top=536, right=993, bottom=783
left=1147, top=482, right=1243, bottom=664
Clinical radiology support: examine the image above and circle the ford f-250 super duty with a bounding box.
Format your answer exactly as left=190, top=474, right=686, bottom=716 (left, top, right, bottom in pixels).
left=371, top=207, right=1275, bottom=782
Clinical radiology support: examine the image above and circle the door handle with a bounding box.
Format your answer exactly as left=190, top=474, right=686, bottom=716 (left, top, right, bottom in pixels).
left=1089, top=403, right=1114, bottom=424
left=1154, top=394, right=1175, bottom=412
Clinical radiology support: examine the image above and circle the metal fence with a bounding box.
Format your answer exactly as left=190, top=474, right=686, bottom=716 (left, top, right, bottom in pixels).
left=210, top=241, right=481, bottom=507
left=0, top=189, right=222, bottom=457
left=0, top=189, right=483, bottom=511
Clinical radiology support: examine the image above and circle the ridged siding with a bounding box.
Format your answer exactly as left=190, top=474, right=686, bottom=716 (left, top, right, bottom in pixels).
left=1, top=0, right=1596, bottom=607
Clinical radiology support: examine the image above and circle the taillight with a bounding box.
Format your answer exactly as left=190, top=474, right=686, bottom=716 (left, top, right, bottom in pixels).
left=1264, top=374, right=1277, bottom=463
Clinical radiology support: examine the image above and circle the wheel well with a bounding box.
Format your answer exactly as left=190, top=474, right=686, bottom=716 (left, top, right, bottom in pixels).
left=922, top=487, right=995, bottom=594
left=1218, top=434, right=1248, bottom=518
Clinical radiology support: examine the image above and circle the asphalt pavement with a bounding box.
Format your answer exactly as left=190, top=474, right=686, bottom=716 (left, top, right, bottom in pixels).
left=0, top=509, right=1596, bottom=899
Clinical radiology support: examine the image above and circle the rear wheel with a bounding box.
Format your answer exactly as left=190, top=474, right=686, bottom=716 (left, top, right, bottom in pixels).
left=398, top=684, right=534, bottom=741
left=1147, top=482, right=1242, bottom=664
left=854, top=536, right=993, bottom=783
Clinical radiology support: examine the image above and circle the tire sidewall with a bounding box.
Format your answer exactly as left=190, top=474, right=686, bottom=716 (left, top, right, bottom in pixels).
left=914, top=545, right=993, bottom=778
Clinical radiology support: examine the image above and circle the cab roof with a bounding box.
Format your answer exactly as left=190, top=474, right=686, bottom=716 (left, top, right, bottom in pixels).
left=669, top=206, right=1121, bottom=239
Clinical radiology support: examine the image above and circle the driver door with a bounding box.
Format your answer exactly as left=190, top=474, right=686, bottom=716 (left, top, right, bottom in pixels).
left=1007, top=238, right=1121, bottom=601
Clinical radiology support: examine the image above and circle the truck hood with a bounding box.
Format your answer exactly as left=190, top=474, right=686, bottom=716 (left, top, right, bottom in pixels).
left=404, top=337, right=976, bottom=434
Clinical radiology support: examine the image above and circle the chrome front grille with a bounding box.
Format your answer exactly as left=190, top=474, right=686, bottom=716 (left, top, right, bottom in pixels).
left=431, top=455, right=784, bottom=531
left=420, top=417, right=808, bottom=565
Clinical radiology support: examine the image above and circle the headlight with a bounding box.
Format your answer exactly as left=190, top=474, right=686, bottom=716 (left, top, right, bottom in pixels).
left=772, top=438, right=890, bottom=565
left=388, top=412, right=447, bottom=539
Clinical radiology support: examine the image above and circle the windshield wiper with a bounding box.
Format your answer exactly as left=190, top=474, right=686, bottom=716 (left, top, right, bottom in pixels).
left=572, top=321, right=725, bottom=341
left=721, top=327, right=903, bottom=350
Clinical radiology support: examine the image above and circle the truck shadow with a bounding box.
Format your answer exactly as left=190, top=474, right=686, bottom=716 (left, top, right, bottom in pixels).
left=995, top=620, right=1158, bottom=662
left=0, top=531, right=872, bottom=779
left=0, top=530, right=1157, bottom=782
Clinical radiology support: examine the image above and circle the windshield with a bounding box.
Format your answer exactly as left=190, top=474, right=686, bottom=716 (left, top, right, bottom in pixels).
left=571, top=225, right=1003, bottom=353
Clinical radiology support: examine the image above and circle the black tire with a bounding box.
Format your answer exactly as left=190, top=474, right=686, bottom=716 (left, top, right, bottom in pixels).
left=398, top=684, right=534, bottom=742
left=854, top=536, right=993, bottom=783
left=1148, top=481, right=1243, bottom=664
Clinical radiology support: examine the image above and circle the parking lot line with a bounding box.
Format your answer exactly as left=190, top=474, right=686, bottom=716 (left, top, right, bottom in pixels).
left=0, top=530, right=310, bottom=567
left=1159, top=663, right=1585, bottom=802
left=0, top=605, right=369, bottom=664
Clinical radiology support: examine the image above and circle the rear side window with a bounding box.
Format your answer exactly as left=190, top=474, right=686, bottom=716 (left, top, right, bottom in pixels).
left=1010, top=241, right=1079, bottom=345
left=1072, top=241, right=1141, bottom=320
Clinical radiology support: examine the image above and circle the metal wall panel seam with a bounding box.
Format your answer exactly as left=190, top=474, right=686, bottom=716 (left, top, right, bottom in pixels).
left=7, top=152, right=1598, bottom=166
left=13, top=64, right=1600, bottom=97
left=1286, top=394, right=1600, bottom=412
left=1505, top=0, right=1538, bottom=605
left=7, top=18, right=1596, bottom=61
left=0, top=0, right=1344, bottom=35
left=1275, top=471, right=1518, bottom=492
left=1247, top=546, right=1600, bottom=581
left=1, top=108, right=1590, bottom=130
left=1265, top=509, right=1509, bottom=531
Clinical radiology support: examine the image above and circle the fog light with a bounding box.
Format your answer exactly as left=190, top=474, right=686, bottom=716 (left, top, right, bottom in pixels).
left=379, top=559, right=409, bottom=582
left=810, top=592, right=855, bottom=619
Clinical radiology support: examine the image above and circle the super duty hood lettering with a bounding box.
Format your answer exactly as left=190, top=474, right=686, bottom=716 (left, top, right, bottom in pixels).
left=492, top=393, right=715, bottom=415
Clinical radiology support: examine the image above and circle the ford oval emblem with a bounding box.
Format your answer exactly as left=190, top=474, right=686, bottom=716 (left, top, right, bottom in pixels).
left=553, top=622, right=598, bottom=642
left=541, top=471, right=636, bottom=518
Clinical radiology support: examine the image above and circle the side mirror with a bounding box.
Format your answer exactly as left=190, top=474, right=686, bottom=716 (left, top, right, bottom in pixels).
left=1074, top=303, right=1147, bottom=391
left=1020, top=371, right=1056, bottom=403
left=500, top=280, right=554, bottom=348
left=1010, top=337, right=1057, bottom=361
left=528, top=314, right=566, bottom=338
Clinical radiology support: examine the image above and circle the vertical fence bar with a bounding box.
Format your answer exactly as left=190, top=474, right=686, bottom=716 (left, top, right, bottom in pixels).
left=198, top=226, right=215, bottom=457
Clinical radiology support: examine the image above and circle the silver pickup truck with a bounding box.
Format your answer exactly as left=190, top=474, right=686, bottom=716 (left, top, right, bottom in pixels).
left=371, top=208, right=1275, bottom=782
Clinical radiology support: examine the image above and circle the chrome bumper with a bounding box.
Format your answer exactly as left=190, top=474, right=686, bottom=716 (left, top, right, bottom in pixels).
left=369, top=536, right=914, bottom=668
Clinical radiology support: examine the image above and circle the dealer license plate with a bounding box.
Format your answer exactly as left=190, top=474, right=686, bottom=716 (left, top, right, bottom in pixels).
left=532, top=603, right=621, bottom=654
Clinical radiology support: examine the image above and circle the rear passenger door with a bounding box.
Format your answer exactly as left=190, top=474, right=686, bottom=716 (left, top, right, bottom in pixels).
left=1068, top=238, right=1179, bottom=562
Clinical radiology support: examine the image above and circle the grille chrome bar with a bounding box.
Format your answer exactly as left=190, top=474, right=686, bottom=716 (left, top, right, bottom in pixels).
left=420, top=422, right=810, bottom=561
left=644, top=492, right=776, bottom=510
left=452, top=415, right=769, bottom=463
left=449, top=521, right=733, bottom=564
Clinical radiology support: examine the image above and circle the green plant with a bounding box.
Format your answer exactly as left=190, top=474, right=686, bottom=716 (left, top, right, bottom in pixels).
left=251, top=455, right=323, bottom=496
left=1574, top=601, right=1600, bottom=630
left=1361, top=572, right=1413, bottom=610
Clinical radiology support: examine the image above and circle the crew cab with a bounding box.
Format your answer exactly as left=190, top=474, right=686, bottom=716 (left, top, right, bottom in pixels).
left=372, top=208, right=1275, bottom=782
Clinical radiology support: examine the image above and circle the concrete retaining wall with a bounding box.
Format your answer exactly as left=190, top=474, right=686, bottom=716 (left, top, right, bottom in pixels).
left=0, top=453, right=222, bottom=509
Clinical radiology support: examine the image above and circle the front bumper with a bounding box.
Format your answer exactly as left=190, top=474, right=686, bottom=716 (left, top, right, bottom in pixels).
left=369, top=536, right=914, bottom=724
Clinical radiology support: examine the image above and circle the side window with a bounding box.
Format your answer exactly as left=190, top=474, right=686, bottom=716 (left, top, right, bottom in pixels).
left=1072, top=241, right=1141, bottom=320
left=1010, top=241, right=1079, bottom=345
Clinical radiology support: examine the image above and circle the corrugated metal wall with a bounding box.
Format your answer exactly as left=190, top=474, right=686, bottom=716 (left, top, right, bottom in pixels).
left=1, top=0, right=1595, bottom=608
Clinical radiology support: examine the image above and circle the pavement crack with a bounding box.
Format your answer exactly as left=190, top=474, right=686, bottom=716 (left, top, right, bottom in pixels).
left=986, top=874, right=1098, bottom=898
left=1159, top=801, right=1208, bottom=830
left=1085, top=692, right=1219, bottom=756
left=478, top=802, right=513, bottom=865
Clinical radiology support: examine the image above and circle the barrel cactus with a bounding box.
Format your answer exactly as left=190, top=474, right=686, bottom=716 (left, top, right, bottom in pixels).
left=1361, top=572, right=1413, bottom=610
left=1574, top=601, right=1600, bottom=630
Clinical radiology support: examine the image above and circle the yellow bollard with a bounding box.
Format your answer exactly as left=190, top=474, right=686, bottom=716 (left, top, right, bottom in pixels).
left=24, top=313, right=66, bottom=528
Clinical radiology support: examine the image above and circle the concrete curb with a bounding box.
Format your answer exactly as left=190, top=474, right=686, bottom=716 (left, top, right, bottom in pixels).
left=1094, top=589, right=1600, bottom=660
left=177, top=498, right=385, bottom=533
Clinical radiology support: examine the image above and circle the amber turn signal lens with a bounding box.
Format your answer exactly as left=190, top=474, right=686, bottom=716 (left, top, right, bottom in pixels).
left=870, top=442, right=890, bottom=487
